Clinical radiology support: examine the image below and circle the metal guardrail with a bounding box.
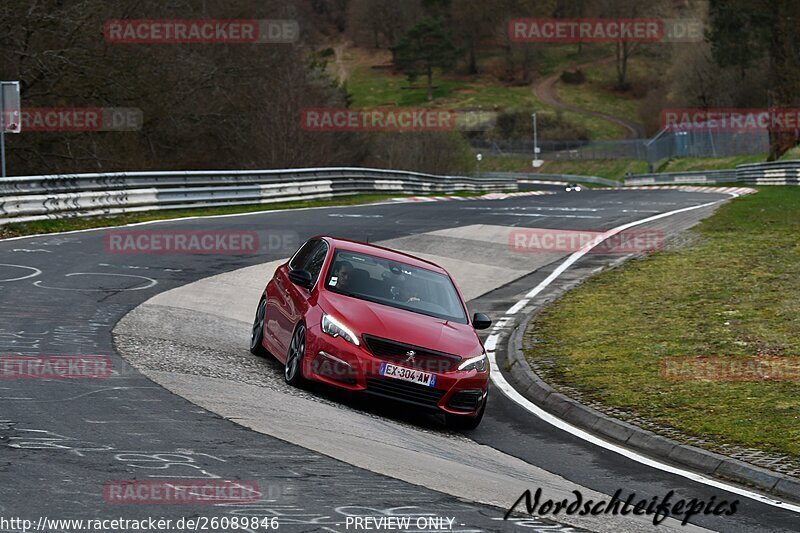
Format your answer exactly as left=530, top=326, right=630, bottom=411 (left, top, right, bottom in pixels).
left=624, top=169, right=739, bottom=186
left=0, top=167, right=517, bottom=225
left=626, top=160, right=800, bottom=186
left=2, top=159, right=798, bottom=226
left=484, top=172, right=620, bottom=187
left=735, top=160, right=800, bottom=185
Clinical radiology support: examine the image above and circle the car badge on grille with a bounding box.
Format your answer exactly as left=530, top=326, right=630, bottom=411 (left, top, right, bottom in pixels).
left=404, top=350, right=416, bottom=364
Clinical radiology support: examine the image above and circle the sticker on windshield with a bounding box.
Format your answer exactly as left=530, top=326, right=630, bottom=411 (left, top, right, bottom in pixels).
left=329, top=276, right=338, bottom=286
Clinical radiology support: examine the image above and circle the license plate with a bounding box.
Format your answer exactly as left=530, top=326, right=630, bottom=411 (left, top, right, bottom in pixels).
left=379, top=362, right=437, bottom=388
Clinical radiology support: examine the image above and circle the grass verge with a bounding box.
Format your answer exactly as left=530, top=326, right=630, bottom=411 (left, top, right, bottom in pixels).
left=524, top=187, right=800, bottom=458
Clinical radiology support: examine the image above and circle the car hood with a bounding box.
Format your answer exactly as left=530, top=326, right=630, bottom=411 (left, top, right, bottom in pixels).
left=318, top=291, right=482, bottom=357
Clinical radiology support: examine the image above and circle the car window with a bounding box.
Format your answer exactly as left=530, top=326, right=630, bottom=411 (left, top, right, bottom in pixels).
left=325, top=249, right=467, bottom=323
left=289, top=239, right=318, bottom=270
left=304, top=241, right=329, bottom=284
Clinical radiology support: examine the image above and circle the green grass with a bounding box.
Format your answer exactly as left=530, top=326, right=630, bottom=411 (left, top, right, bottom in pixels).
left=347, top=65, right=543, bottom=110
left=347, top=44, right=664, bottom=139
left=568, top=113, right=628, bottom=140
left=347, top=44, right=613, bottom=110
left=536, top=43, right=614, bottom=76
left=345, top=58, right=625, bottom=140
left=655, top=155, right=767, bottom=172
left=556, top=64, right=642, bottom=126
left=0, top=192, right=485, bottom=240
left=480, top=155, right=646, bottom=179
left=779, top=145, right=800, bottom=160
left=525, top=187, right=800, bottom=458
left=347, top=67, right=470, bottom=108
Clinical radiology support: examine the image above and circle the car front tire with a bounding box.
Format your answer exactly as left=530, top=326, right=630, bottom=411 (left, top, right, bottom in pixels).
left=284, top=322, right=307, bottom=387
left=250, top=297, right=271, bottom=357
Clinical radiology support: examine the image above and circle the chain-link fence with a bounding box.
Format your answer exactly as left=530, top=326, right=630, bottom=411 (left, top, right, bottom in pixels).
left=471, top=129, right=770, bottom=166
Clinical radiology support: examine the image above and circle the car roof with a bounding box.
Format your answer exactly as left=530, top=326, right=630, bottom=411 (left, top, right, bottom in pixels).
left=318, top=236, right=449, bottom=275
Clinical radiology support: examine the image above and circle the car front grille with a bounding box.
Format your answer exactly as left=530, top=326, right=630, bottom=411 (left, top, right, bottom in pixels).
left=365, top=378, right=445, bottom=409
left=363, top=334, right=461, bottom=373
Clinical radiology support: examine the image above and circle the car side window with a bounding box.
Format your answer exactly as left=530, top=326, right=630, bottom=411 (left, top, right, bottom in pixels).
left=289, top=239, right=317, bottom=270
left=289, top=239, right=328, bottom=285
left=304, top=241, right=329, bottom=284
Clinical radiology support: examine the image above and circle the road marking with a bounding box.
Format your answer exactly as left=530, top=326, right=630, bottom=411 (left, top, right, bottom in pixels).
left=0, top=264, right=42, bottom=282
left=506, top=299, right=529, bottom=315
left=487, top=192, right=800, bottom=514
left=328, top=214, right=384, bottom=218
left=464, top=206, right=600, bottom=212
left=33, top=273, right=158, bottom=291
left=98, top=262, right=183, bottom=272
left=489, top=213, right=602, bottom=219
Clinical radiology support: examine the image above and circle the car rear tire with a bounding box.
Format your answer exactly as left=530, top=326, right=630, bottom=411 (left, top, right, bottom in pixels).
left=249, top=298, right=271, bottom=357
left=445, top=394, right=486, bottom=430
left=284, top=323, right=307, bottom=387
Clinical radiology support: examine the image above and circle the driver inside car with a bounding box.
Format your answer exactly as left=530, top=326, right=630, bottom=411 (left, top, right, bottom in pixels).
left=332, top=260, right=353, bottom=292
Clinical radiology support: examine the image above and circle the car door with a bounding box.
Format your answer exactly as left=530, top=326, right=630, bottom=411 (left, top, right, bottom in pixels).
left=269, top=238, right=329, bottom=357
left=266, top=239, right=317, bottom=356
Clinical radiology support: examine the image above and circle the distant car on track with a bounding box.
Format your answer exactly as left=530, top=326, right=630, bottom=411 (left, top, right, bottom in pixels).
left=250, top=236, right=492, bottom=429
left=565, top=183, right=583, bottom=192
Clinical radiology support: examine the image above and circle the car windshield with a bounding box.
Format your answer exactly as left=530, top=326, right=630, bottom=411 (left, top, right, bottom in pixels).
left=325, top=249, right=467, bottom=324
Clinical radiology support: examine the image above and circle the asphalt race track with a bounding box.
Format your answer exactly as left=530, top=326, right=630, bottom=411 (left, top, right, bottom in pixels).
left=1, top=188, right=797, bottom=532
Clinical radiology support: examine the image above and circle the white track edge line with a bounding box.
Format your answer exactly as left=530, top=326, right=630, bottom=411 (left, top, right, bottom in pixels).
left=488, top=192, right=800, bottom=513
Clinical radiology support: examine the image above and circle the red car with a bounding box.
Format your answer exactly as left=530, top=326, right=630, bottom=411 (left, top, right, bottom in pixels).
left=250, top=236, right=492, bottom=429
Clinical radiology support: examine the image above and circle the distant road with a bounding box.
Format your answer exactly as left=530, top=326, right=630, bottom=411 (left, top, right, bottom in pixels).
left=532, top=56, right=647, bottom=139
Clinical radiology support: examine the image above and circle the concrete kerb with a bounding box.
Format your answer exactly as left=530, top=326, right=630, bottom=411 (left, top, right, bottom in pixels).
left=501, top=299, right=800, bottom=505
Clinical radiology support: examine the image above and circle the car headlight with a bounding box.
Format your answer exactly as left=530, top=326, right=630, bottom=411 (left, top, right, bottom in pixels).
left=321, top=313, right=360, bottom=346
left=458, top=353, right=488, bottom=372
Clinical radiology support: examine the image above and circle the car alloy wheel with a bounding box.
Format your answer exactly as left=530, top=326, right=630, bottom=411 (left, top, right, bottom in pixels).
left=249, top=298, right=269, bottom=357
left=284, top=323, right=306, bottom=386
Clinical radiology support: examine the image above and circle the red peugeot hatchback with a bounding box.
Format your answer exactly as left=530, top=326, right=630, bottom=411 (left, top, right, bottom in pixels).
left=250, top=236, right=492, bottom=429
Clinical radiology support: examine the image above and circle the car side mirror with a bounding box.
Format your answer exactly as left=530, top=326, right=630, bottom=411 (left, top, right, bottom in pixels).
left=472, top=312, right=492, bottom=330
left=288, top=269, right=313, bottom=289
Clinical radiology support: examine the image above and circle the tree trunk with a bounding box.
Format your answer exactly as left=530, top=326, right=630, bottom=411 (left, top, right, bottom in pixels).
left=426, top=65, right=433, bottom=101
left=468, top=39, right=478, bottom=74
left=765, top=3, right=800, bottom=159
left=768, top=131, right=799, bottom=161
left=615, top=42, right=629, bottom=90
left=521, top=44, right=533, bottom=83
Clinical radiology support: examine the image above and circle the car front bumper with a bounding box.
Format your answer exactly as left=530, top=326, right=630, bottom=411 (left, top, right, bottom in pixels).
left=303, top=324, right=489, bottom=415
